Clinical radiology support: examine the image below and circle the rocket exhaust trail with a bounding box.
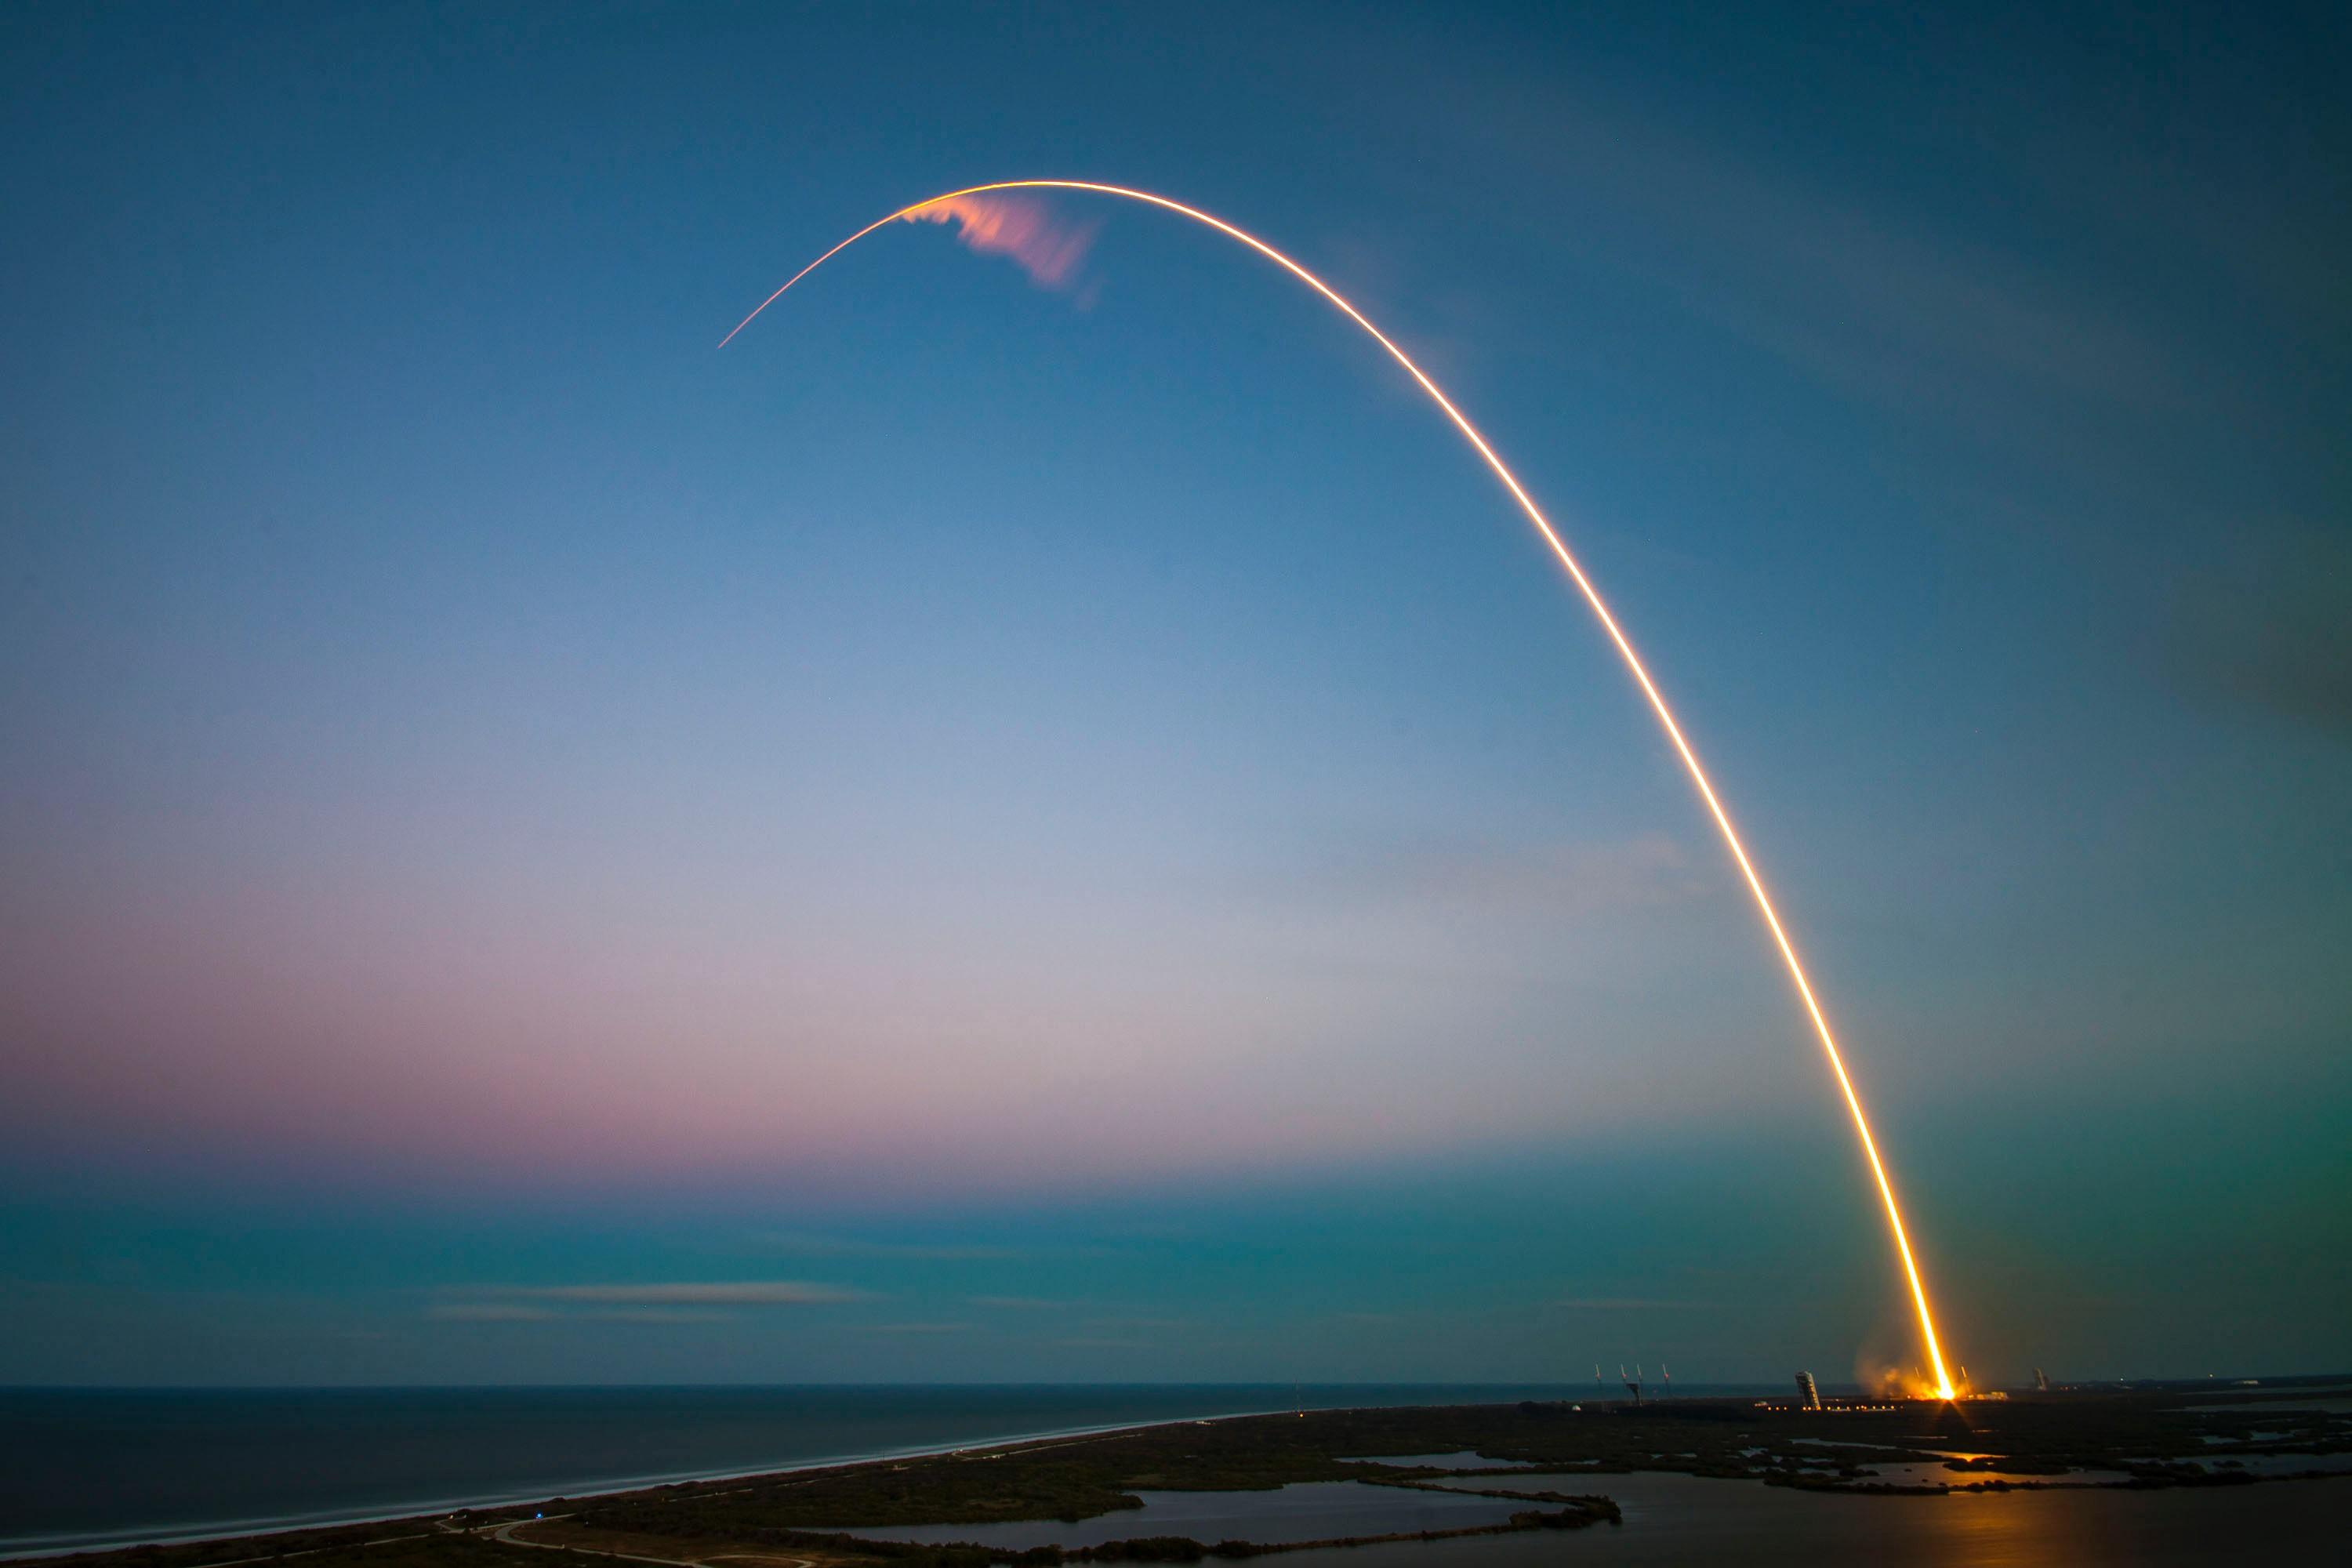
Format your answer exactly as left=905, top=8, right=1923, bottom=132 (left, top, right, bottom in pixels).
left=721, top=180, right=1961, bottom=1400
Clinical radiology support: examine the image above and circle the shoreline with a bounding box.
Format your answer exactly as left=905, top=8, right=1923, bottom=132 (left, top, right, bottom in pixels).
left=0, top=1400, right=1334, bottom=1562
left=16, top=1383, right=2342, bottom=1563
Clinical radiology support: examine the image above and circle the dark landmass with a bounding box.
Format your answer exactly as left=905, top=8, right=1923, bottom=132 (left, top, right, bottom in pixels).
left=32, top=1385, right=2350, bottom=1568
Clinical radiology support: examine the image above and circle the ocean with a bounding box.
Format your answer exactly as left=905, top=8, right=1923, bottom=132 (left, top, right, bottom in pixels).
left=0, top=1382, right=1625, bottom=1555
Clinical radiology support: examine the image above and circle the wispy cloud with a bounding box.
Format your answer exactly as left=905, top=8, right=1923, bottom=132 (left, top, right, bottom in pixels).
left=968, top=1295, right=1070, bottom=1310
left=1083, top=1316, right=1192, bottom=1335
left=426, top=1302, right=554, bottom=1323
left=764, top=1232, right=1031, bottom=1261
left=464, top=1280, right=867, bottom=1306
left=902, top=193, right=1099, bottom=292
left=1472, top=79, right=2182, bottom=420
left=1298, top=832, right=1709, bottom=918
left=1553, top=1297, right=1712, bottom=1312
left=2161, top=521, right=2352, bottom=739
left=534, top=1280, right=865, bottom=1305
left=860, top=1322, right=974, bottom=1335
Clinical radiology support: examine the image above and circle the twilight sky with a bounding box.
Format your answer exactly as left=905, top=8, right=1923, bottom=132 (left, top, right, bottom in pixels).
left=2, top=1, right=2345, bottom=1386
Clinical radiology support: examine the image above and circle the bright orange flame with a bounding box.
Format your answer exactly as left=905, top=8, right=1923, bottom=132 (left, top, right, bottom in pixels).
left=1873, top=1364, right=1953, bottom=1402
left=720, top=180, right=1962, bottom=1400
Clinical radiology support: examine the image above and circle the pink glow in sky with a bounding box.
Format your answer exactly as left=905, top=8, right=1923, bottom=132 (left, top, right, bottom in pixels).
left=902, top=193, right=1100, bottom=291
left=0, top=793, right=1790, bottom=1201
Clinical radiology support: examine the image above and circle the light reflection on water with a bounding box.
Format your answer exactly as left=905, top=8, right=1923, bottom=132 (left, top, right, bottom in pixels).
left=840, top=1470, right=2352, bottom=1566
left=1272, top=1471, right=2349, bottom=1567
left=826, top=1480, right=1526, bottom=1551
left=1795, top=1461, right=2136, bottom=1487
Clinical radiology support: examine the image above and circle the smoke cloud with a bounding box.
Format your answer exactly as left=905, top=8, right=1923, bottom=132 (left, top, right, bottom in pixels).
left=902, top=193, right=1098, bottom=290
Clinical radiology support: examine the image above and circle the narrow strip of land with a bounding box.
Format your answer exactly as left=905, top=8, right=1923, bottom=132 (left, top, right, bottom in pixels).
left=24, top=1390, right=2349, bottom=1568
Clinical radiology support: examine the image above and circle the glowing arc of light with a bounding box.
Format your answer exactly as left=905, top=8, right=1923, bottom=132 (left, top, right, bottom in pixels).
left=721, top=180, right=1959, bottom=1400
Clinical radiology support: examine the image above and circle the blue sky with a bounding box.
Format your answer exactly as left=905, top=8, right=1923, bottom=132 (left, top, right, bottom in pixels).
left=2, top=0, right=2345, bottom=1385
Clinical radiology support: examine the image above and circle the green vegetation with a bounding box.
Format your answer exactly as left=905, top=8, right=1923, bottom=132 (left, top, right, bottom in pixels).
left=65, top=1528, right=556, bottom=1568
left=675, top=1501, right=1617, bottom=1568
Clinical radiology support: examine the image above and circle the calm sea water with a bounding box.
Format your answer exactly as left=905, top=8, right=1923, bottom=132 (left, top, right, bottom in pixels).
left=0, top=1383, right=1618, bottom=1555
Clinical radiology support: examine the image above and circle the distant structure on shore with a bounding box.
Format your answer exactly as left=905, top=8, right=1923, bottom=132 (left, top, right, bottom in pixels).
left=2036, top=1368, right=2051, bottom=1392
left=1795, top=1371, right=1823, bottom=1410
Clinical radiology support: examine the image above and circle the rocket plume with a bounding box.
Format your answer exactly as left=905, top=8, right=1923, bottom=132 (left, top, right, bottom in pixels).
left=720, top=180, right=1962, bottom=1400
left=903, top=192, right=1098, bottom=290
